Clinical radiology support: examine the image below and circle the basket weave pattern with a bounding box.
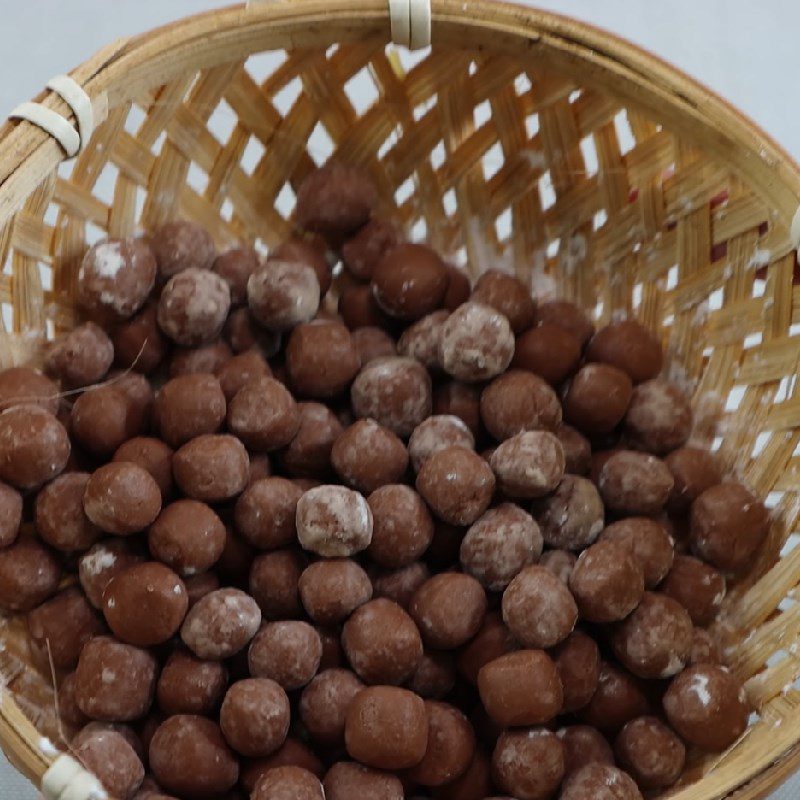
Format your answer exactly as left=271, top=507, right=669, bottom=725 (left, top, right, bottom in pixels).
left=0, top=3, right=799, bottom=798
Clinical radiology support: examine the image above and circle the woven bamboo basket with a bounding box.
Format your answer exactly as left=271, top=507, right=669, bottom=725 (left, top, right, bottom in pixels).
left=0, top=2, right=799, bottom=798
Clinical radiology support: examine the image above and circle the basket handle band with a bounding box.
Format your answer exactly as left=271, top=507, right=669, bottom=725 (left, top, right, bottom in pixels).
left=9, top=74, right=96, bottom=159
left=40, top=754, right=106, bottom=800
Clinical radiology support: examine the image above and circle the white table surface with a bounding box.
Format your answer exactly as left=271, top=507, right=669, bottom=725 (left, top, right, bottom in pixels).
left=0, top=2, right=797, bottom=798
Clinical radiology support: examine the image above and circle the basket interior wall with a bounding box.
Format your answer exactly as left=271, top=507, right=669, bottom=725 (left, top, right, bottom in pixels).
left=0, top=33, right=799, bottom=799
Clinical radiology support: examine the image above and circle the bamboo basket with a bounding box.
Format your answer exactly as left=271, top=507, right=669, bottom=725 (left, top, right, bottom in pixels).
left=0, top=2, right=799, bottom=798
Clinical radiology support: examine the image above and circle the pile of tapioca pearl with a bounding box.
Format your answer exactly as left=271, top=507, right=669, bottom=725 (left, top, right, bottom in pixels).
left=0, top=160, right=768, bottom=800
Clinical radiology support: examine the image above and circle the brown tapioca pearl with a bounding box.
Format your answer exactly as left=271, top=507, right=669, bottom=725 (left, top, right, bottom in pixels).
left=247, top=260, right=320, bottom=332
left=157, top=268, right=231, bottom=347
left=173, top=434, right=249, bottom=502
left=690, top=481, right=770, bottom=572
left=331, top=419, right=408, bottom=493
left=351, top=326, right=396, bottom=366
left=492, top=729, right=564, bottom=800
left=408, top=415, right=474, bottom=474
left=367, top=485, right=434, bottom=569
left=249, top=547, right=306, bottom=619
left=581, top=661, right=649, bottom=734
left=439, top=302, right=515, bottom=383
left=406, top=701, right=476, bottom=787
left=241, top=739, right=325, bottom=794
left=283, top=403, right=344, bottom=478
left=102, top=562, right=188, bottom=647
left=46, top=322, right=114, bottom=390
left=154, top=373, right=226, bottom=448
left=599, top=518, right=674, bottom=589
left=569, top=540, right=644, bottom=623
left=299, top=559, right=372, bottom=625
left=343, top=598, right=423, bottom=684
left=690, top=628, right=721, bottom=665
left=480, top=370, right=562, bottom=442
left=339, top=283, right=394, bottom=330
left=252, top=766, right=324, bottom=800
left=560, top=764, right=643, bottom=800
left=35, top=472, right=98, bottom=551
left=535, top=301, right=594, bottom=346
left=80, top=721, right=146, bottom=762
left=350, top=356, right=432, bottom=438
left=371, top=243, right=448, bottom=321
left=224, top=308, right=279, bottom=357
left=219, top=678, right=290, bottom=758
left=180, top=588, right=261, bottom=660
left=184, top=572, right=220, bottom=608
left=612, top=592, right=692, bottom=679
left=0, top=537, right=61, bottom=612
left=325, top=762, right=403, bottom=800
left=247, top=454, right=273, bottom=486
left=169, top=340, right=233, bottom=378
left=113, top=439, right=173, bottom=501
left=228, top=377, right=300, bottom=452
left=286, top=321, right=361, bottom=399
left=410, top=572, right=486, bottom=650
left=345, top=685, right=428, bottom=769
left=587, top=319, right=663, bottom=384
left=150, top=220, right=216, bottom=279
left=0, top=366, right=58, bottom=414
left=75, top=636, right=157, bottom=721
left=431, top=750, right=491, bottom=800
left=300, top=668, right=364, bottom=746
left=371, top=561, right=430, bottom=609
left=624, top=379, right=692, bottom=455
left=234, top=477, right=302, bottom=551
left=398, top=310, right=449, bottom=371
left=552, top=631, right=600, bottom=713
left=438, top=265, right=471, bottom=313
left=296, top=484, right=372, bottom=557
left=215, top=349, right=271, bottom=402
left=512, top=323, right=581, bottom=386
left=27, top=587, right=103, bottom=670
left=456, top=613, right=516, bottom=686
left=598, top=450, right=674, bottom=516
left=460, top=505, right=542, bottom=591
left=538, top=549, right=577, bottom=584
left=408, top=651, right=456, bottom=699
left=589, top=448, right=621, bottom=484
left=563, top=363, right=633, bottom=435
left=489, top=431, right=565, bottom=499
left=148, top=500, right=225, bottom=576
left=248, top=621, right=322, bottom=690
left=478, top=650, right=562, bottom=727
left=112, top=304, right=168, bottom=375
left=535, top=476, right=604, bottom=553
left=665, top=446, right=721, bottom=515
left=149, top=715, right=239, bottom=798
left=0, top=405, right=70, bottom=489
left=295, top=161, right=377, bottom=238
left=557, top=727, right=614, bottom=778
left=662, top=557, right=726, bottom=629
left=433, top=381, right=482, bottom=438
left=615, top=716, right=685, bottom=790
left=416, top=446, right=494, bottom=527
left=58, top=672, right=89, bottom=727
left=663, top=664, right=748, bottom=751
left=112, top=372, right=154, bottom=432
left=79, top=539, right=143, bottom=609
left=156, top=648, right=228, bottom=715
left=84, top=462, right=161, bottom=535
left=270, top=235, right=332, bottom=295
left=502, top=565, right=577, bottom=649
left=212, top=246, right=258, bottom=306
left=73, top=727, right=145, bottom=800
left=70, top=386, right=137, bottom=457
left=555, top=425, right=592, bottom=475
left=341, top=217, right=400, bottom=280
left=470, top=269, right=535, bottom=334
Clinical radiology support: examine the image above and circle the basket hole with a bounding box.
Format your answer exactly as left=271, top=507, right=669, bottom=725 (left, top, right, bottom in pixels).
left=395, top=45, right=432, bottom=73
left=725, top=385, right=746, bottom=412
left=410, top=218, right=427, bottom=242
left=495, top=208, right=513, bottom=243
left=327, top=44, right=339, bottom=59
left=662, top=313, right=675, bottom=327
left=430, top=141, right=446, bottom=171
left=43, top=204, right=60, bottom=228
left=468, top=60, right=478, bottom=77
left=272, top=76, right=303, bottom=117
left=92, top=163, right=119, bottom=207
left=666, top=264, right=679, bottom=290
left=525, top=114, right=540, bottom=139
left=482, top=141, right=504, bottom=181
left=395, top=177, right=416, bottom=207
left=246, top=50, right=288, bottom=84
left=579, top=136, right=598, bottom=177
left=744, top=332, right=763, bottom=349
left=613, top=110, right=636, bottom=156
left=593, top=210, right=608, bottom=230
left=453, top=246, right=468, bottom=267
left=2, top=305, right=13, bottom=332
left=241, top=137, right=266, bottom=176
left=752, top=278, right=766, bottom=298
left=344, top=67, right=380, bottom=116
left=514, top=74, right=532, bottom=95
left=766, top=490, right=785, bottom=510
left=752, top=432, right=772, bottom=457
left=413, top=94, right=437, bottom=123
left=38, top=263, right=53, bottom=292
left=124, top=104, right=147, bottom=136
left=220, top=199, right=235, bottom=224
left=775, top=375, right=797, bottom=403
left=308, top=122, right=335, bottom=165
left=632, top=284, right=643, bottom=310
left=546, top=239, right=560, bottom=258
left=378, top=125, right=402, bottom=161
left=85, top=221, right=108, bottom=247
left=790, top=322, right=800, bottom=337
left=708, top=287, right=724, bottom=311
left=780, top=533, right=800, bottom=557
left=186, top=163, right=209, bottom=196
left=206, top=100, right=238, bottom=146
left=275, top=183, right=296, bottom=220
left=151, top=131, right=168, bottom=157
left=539, top=171, right=556, bottom=211
left=473, top=100, right=492, bottom=129
left=443, top=189, right=457, bottom=216
left=569, top=89, right=582, bottom=104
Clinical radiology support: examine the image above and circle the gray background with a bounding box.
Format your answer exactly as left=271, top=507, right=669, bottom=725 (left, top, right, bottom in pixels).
left=0, top=2, right=797, bottom=798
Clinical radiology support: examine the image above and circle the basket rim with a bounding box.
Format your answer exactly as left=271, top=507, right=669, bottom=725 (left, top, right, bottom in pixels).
left=0, top=3, right=798, bottom=799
